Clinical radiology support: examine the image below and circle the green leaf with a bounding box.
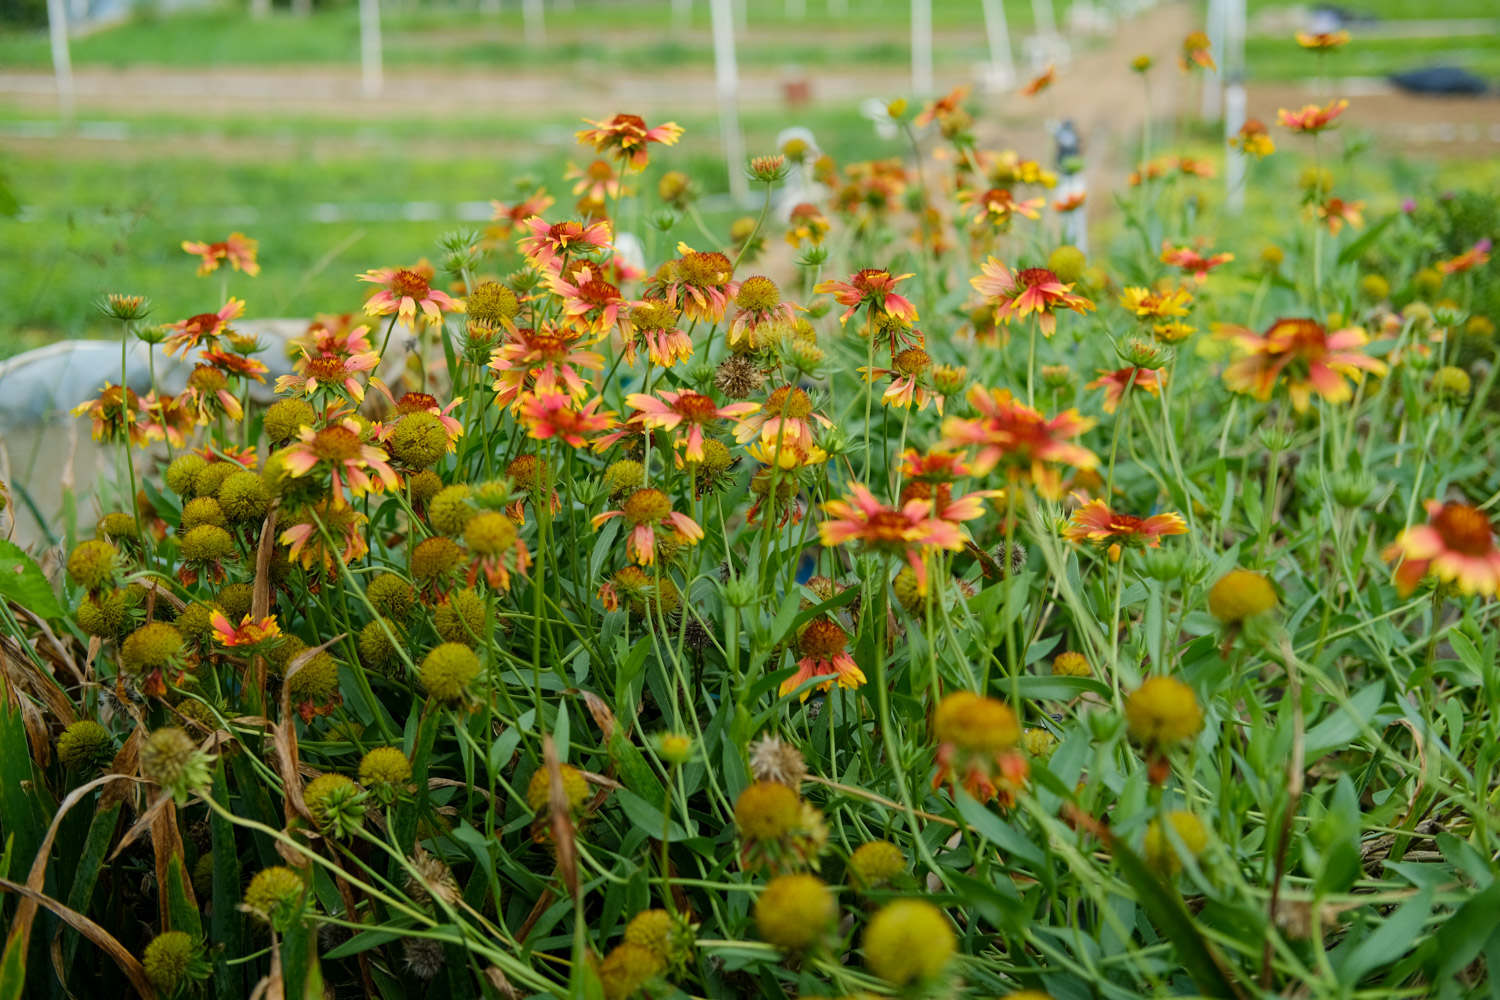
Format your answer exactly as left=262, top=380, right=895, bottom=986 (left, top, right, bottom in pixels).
left=1305, top=682, right=1385, bottom=760
left=323, top=928, right=403, bottom=961
left=953, top=791, right=1044, bottom=867
left=1110, top=834, right=1248, bottom=999
left=0, top=540, right=63, bottom=621
left=612, top=787, right=693, bottom=841
left=1336, top=212, right=1396, bottom=266
left=1335, top=889, right=1433, bottom=985
left=1426, top=878, right=1500, bottom=983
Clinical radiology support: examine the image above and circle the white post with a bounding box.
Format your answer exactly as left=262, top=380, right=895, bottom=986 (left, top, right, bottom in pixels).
left=523, top=0, right=545, bottom=47
left=829, top=0, right=846, bottom=15
left=250, top=0, right=270, bottom=19
left=980, top=0, right=1016, bottom=90
left=787, top=0, right=805, bottom=16
left=359, top=0, right=383, bottom=98
left=45, top=0, right=73, bottom=126
left=911, top=0, right=933, bottom=97
left=709, top=0, right=749, bottom=205
left=1200, top=0, right=1226, bottom=119
left=1223, top=0, right=1246, bottom=212
left=1031, top=0, right=1057, bottom=39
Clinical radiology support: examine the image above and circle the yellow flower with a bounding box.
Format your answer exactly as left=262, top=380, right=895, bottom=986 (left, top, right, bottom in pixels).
left=1207, top=569, right=1277, bottom=623
left=1125, top=677, right=1204, bottom=749
left=863, top=899, right=955, bottom=986
left=755, top=874, right=835, bottom=952
left=1144, top=810, right=1210, bottom=875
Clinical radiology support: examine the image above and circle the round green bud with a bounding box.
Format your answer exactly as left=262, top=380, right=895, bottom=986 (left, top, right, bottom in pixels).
left=389, top=412, right=449, bottom=470
left=66, top=539, right=118, bottom=591
left=164, top=454, right=208, bottom=497
left=419, top=643, right=480, bottom=705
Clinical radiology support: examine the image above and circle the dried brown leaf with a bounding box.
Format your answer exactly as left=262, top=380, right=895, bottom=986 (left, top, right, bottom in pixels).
left=0, top=875, right=157, bottom=998
left=542, top=734, right=579, bottom=902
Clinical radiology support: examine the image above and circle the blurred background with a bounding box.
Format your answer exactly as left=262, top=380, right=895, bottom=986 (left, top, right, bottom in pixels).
left=1, top=0, right=1497, bottom=358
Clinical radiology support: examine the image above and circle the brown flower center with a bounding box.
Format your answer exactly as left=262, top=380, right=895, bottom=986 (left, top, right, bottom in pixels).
left=673, top=393, right=720, bottom=423
left=798, top=617, right=848, bottom=659
left=764, top=386, right=813, bottom=420
left=185, top=313, right=223, bottom=334
left=397, top=392, right=438, bottom=415
left=304, top=356, right=345, bottom=381
left=678, top=252, right=732, bottom=289
left=735, top=276, right=781, bottom=312
left=893, top=347, right=932, bottom=376
left=622, top=488, right=671, bottom=525
left=188, top=365, right=227, bottom=392
left=1017, top=267, right=1059, bottom=288
left=578, top=279, right=621, bottom=306
left=1433, top=503, right=1494, bottom=557
left=389, top=269, right=430, bottom=299
left=311, top=426, right=364, bottom=463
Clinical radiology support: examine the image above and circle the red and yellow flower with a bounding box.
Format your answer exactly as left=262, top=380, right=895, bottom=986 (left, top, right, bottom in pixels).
left=732, top=385, right=830, bottom=455
left=1221, top=317, right=1387, bottom=411
left=627, top=389, right=759, bottom=463
left=1315, top=196, right=1365, bottom=235
left=1296, top=30, right=1350, bottom=50
left=181, top=232, right=260, bottom=277
left=971, top=258, right=1093, bottom=337
left=210, top=611, right=282, bottom=647
left=1065, top=498, right=1187, bottom=559
left=282, top=418, right=399, bottom=499
left=163, top=298, right=245, bottom=356
left=1180, top=31, right=1215, bottom=71
left=576, top=113, right=683, bottom=171
left=1020, top=64, right=1055, bottom=97
left=815, top=268, right=918, bottom=328
left=518, top=216, right=613, bottom=273
left=620, top=299, right=694, bottom=368
left=72, top=384, right=146, bottom=446
left=1437, top=239, right=1491, bottom=276
left=489, top=188, right=555, bottom=241
left=1087, top=366, right=1164, bottom=413
left=592, top=487, right=703, bottom=566
left=489, top=324, right=605, bottom=409
left=358, top=267, right=465, bottom=328
left=1277, top=99, right=1349, bottom=134
left=276, top=333, right=381, bottom=403
left=1160, top=243, right=1233, bottom=283
left=517, top=392, right=616, bottom=449
left=546, top=262, right=626, bottom=334
left=818, top=484, right=965, bottom=594
left=781, top=617, right=865, bottom=700
left=931, top=692, right=1028, bottom=806
left=1230, top=119, right=1276, bottom=158
left=280, top=498, right=370, bottom=573
left=939, top=385, right=1097, bottom=498
left=1385, top=501, right=1500, bottom=598
left=649, top=245, right=738, bottom=324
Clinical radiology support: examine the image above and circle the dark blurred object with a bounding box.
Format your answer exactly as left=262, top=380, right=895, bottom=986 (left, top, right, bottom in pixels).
left=0, top=0, right=46, bottom=27
left=1310, top=4, right=1379, bottom=30
left=1053, top=120, right=1080, bottom=165
left=1389, top=66, right=1489, bottom=96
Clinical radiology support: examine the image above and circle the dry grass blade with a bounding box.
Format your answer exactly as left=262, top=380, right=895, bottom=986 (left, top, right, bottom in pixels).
left=151, top=796, right=195, bottom=924
left=0, top=877, right=157, bottom=999
left=5, top=773, right=140, bottom=980
left=542, top=734, right=580, bottom=902
left=109, top=790, right=175, bottom=863
left=250, top=508, right=279, bottom=703
left=580, top=690, right=616, bottom=742
left=276, top=633, right=344, bottom=826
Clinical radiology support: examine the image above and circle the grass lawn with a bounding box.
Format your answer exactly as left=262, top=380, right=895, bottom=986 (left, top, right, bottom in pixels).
left=0, top=104, right=900, bottom=357
left=0, top=0, right=1037, bottom=71
left=1246, top=32, right=1500, bottom=81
